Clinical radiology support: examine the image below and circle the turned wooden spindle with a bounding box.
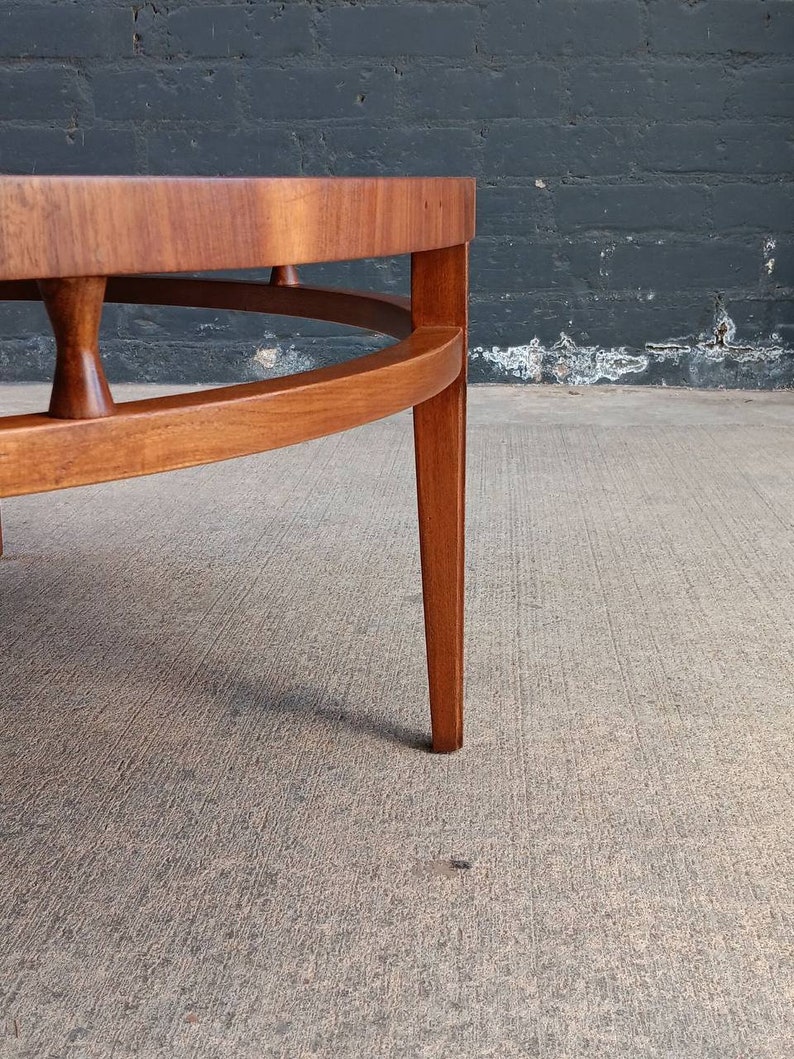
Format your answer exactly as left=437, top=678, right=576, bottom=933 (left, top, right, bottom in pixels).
left=269, top=265, right=299, bottom=287
left=38, top=276, right=115, bottom=420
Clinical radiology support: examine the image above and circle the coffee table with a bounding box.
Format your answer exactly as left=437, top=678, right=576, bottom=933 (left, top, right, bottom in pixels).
left=0, top=176, right=475, bottom=751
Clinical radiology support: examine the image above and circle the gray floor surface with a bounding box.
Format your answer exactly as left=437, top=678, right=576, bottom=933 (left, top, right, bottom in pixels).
left=1, top=384, right=792, bottom=1059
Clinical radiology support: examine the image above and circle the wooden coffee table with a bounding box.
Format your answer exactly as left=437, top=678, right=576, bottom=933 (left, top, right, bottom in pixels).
left=0, top=176, right=475, bottom=751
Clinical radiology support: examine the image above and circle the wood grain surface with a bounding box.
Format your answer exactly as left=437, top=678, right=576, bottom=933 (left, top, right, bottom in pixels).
left=0, top=326, right=462, bottom=497
left=412, top=245, right=468, bottom=752
left=0, top=175, right=473, bottom=750
left=0, top=176, right=475, bottom=281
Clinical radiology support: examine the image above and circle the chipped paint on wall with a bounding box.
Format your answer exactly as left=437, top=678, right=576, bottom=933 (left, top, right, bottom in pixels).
left=472, top=334, right=648, bottom=385
left=763, top=237, right=776, bottom=276
left=471, top=303, right=791, bottom=386
left=599, top=244, right=616, bottom=281
left=248, top=343, right=316, bottom=379
left=472, top=341, right=544, bottom=382
left=646, top=304, right=787, bottom=364
left=252, top=346, right=280, bottom=370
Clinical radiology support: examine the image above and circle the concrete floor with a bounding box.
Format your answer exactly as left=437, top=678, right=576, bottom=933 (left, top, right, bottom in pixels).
left=1, top=384, right=793, bottom=1059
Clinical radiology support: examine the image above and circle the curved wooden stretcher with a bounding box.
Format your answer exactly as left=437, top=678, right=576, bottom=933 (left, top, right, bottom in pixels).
left=0, top=176, right=475, bottom=752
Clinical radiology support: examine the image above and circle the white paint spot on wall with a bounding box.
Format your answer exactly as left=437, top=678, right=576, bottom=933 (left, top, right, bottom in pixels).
left=534, top=178, right=547, bottom=189
left=474, top=341, right=544, bottom=382
left=252, top=346, right=279, bottom=369
left=647, top=302, right=788, bottom=364
left=472, top=333, right=648, bottom=385
left=248, top=342, right=315, bottom=379
left=472, top=303, right=789, bottom=384
left=763, top=237, right=776, bottom=275
left=599, top=244, right=615, bottom=279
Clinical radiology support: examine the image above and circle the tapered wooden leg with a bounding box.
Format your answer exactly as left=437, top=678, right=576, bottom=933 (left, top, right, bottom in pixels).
left=413, top=371, right=466, bottom=751
left=412, top=244, right=468, bottom=752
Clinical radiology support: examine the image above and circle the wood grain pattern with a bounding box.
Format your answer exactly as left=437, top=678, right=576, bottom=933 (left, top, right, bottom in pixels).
left=39, top=276, right=115, bottom=420
left=0, top=327, right=462, bottom=498
left=0, top=277, right=412, bottom=340
left=105, top=278, right=413, bottom=340
left=412, top=244, right=468, bottom=753
left=0, top=175, right=474, bottom=750
left=269, top=265, right=299, bottom=287
left=0, top=176, right=475, bottom=282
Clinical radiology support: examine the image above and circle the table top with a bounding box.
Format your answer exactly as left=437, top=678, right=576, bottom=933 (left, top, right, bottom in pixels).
left=0, top=176, right=476, bottom=282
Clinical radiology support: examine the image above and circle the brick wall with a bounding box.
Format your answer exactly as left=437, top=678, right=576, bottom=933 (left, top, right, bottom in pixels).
left=1, top=0, right=792, bottom=387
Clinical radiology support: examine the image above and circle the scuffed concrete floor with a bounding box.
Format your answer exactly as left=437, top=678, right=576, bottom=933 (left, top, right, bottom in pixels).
left=1, top=384, right=793, bottom=1059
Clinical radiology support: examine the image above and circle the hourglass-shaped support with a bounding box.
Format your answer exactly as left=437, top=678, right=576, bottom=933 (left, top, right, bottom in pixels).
left=269, top=265, right=299, bottom=287
left=38, top=276, right=115, bottom=420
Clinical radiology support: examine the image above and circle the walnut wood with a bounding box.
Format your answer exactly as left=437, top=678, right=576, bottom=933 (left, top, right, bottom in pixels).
left=0, top=277, right=413, bottom=340
left=0, top=327, right=462, bottom=498
left=412, top=245, right=468, bottom=753
left=269, top=265, right=299, bottom=287
left=0, top=176, right=475, bottom=751
left=38, top=276, right=115, bottom=420
left=0, top=176, right=475, bottom=281
left=106, top=278, right=413, bottom=340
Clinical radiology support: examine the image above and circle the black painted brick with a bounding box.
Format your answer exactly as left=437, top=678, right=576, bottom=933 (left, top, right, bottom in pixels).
left=322, top=4, right=480, bottom=58
left=115, top=303, right=281, bottom=344
left=728, top=65, right=794, bottom=119
left=771, top=296, right=794, bottom=346
left=602, top=240, right=760, bottom=291
left=0, top=125, right=137, bottom=174
left=303, top=125, right=482, bottom=178
left=483, top=0, right=644, bottom=57
left=0, top=5, right=133, bottom=58
left=0, top=299, right=49, bottom=339
left=471, top=239, right=568, bottom=293
left=636, top=123, right=793, bottom=174
left=468, top=292, right=713, bottom=350
left=555, top=185, right=710, bottom=232
left=476, top=185, right=547, bottom=236
left=400, top=66, right=561, bottom=120
left=0, top=65, right=84, bottom=120
left=92, top=66, right=238, bottom=122
left=247, top=67, right=398, bottom=120
left=769, top=240, right=794, bottom=289
left=484, top=123, right=639, bottom=179
left=713, top=183, right=794, bottom=231
left=648, top=0, right=794, bottom=55
left=145, top=127, right=301, bottom=176
left=141, top=4, right=314, bottom=60
left=572, top=62, right=729, bottom=121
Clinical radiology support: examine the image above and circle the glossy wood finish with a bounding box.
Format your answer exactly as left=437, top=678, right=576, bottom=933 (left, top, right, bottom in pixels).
left=0, top=176, right=474, bottom=751
left=110, top=278, right=414, bottom=339
left=412, top=245, right=468, bottom=752
left=0, top=327, right=462, bottom=497
left=0, top=277, right=413, bottom=340
left=39, top=276, right=115, bottom=420
left=0, top=176, right=474, bottom=281
left=269, top=265, right=299, bottom=287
